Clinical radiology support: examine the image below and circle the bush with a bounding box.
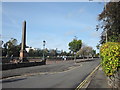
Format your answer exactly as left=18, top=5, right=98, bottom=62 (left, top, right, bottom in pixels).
left=100, top=42, right=120, bottom=76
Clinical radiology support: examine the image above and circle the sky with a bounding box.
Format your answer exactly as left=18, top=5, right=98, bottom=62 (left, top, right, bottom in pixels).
left=2, top=2, right=104, bottom=52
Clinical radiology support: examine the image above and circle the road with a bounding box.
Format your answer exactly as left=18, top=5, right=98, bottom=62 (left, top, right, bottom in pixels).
left=2, top=58, right=100, bottom=88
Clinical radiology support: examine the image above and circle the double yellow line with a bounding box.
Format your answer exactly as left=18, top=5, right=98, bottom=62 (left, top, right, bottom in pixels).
left=75, top=64, right=101, bottom=90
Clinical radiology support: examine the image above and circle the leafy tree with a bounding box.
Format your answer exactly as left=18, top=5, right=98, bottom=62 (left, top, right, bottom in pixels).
left=61, top=51, right=67, bottom=56
left=68, top=38, right=82, bottom=54
left=95, top=53, right=99, bottom=57
left=98, top=2, right=120, bottom=43
left=28, top=49, right=34, bottom=57
left=28, top=48, right=44, bottom=57
left=67, top=51, right=73, bottom=56
left=68, top=38, right=82, bottom=60
left=96, top=44, right=100, bottom=49
left=44, top=48, right=49, bottom=56
left=91, top=50, right=96, bottom=58
left=2, top=38, right=21, bottom=57
left=49, top=49, right=56, bottom=56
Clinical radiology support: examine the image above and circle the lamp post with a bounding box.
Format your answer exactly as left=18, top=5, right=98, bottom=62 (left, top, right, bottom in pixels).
left=43, top=40, right=46, bottom=61
left=104, top=0, right=108, bottom=42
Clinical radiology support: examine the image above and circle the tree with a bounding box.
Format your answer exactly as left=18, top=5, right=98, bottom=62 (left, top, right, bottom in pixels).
left=98, top=2, right=120, bottom=43
left=28, top=48, right=45, bottom=57
left=0, top=40, right=3, bottom=47
left=68, top=38, right=82, bottom=60
left=77, top=47, right=87, bottom=58
left=28, top=49, right=34, bottom=57
left=96, top=44, right=100, bottom=49
left=77, top=45, right=94, bottom=58
left=44, top=48, right=49, bottom=57
left=49, top=49, right=56, bottom=57
left=61, top=51, right=67, bottom=56
left=2, top=42, right=7, bottom=56
left=7, top=38, right=19, bottom=57
left=95, top=53, right=99, bottom=57
left=2, top=38, right=21, bottom=57
left=68, top=39, right=82, bottom=53
left=86, top=46, right=93, bottom=58
left=91, top=50, right=96, bottom=58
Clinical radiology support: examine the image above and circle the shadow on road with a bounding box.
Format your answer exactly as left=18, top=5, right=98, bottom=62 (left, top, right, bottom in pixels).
left=2, top=78, right=27, bottom=83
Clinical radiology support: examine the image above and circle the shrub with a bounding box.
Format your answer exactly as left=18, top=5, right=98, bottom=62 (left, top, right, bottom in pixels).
left=100, top=42, right=120, bottom=76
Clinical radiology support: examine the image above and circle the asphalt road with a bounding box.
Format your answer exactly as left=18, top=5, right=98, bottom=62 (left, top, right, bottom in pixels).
left=2, top=58, right=100, bottom=88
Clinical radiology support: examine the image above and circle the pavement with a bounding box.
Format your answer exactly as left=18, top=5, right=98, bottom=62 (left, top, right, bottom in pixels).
left=87, top=66, right=109, bottom=88
left=78, top=65, right=110, bottom=89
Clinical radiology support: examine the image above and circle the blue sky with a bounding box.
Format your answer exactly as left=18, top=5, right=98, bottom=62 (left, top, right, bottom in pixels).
left=2, top=2, right=104, bottom=52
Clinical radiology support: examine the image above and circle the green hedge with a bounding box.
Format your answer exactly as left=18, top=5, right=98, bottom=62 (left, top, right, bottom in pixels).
left=100, top=42, right=120, bottom=76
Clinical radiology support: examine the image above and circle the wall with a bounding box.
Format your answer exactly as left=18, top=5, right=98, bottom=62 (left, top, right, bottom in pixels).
left=2, top=60, right=46, bottom=70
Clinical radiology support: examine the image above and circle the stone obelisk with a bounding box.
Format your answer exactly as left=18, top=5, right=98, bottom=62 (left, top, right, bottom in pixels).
left=19, top=20, right=28, bottom=62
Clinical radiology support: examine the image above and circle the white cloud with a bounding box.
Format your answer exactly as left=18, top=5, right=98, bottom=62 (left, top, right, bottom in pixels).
left=64, top=30, right=76, bottom=36
left=65, top=7, right=85, bottom=19
left=78, top=8, right=85, bottom=14
left=79, top=26, right=93, bottom=33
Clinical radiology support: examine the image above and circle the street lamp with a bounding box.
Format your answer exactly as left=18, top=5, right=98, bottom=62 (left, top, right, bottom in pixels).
left=104, top=0, right=108, bottom=42
left=42, top=40, right=46, bottom=60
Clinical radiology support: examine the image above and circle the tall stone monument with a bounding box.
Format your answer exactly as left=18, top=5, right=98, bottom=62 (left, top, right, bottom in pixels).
left=19, top=20, right=28, bottom=62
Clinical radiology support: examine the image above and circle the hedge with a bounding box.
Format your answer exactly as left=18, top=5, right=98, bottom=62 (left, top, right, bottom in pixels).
left=100, top=42, right=120, bottom=76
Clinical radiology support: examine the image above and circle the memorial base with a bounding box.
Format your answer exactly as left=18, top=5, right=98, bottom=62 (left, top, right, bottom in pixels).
left=19, top=50, right=29, bottom=62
